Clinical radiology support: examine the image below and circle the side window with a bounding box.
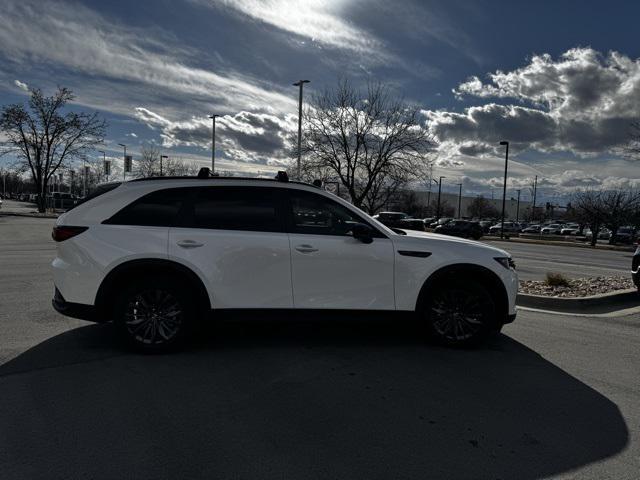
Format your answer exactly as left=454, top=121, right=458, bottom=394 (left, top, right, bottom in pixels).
left=187, top=186, right=283, bottom=233
left=289, top=190, right=381, bottom=237
left=103, top=188, right=187, bottom=227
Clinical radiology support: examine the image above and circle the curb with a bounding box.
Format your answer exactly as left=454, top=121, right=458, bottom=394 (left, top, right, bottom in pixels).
left=484, top=236, right=635, bottom=252
left=516, top=288, right=640, bottom=314
left=0, top=211, right=59, bottom=219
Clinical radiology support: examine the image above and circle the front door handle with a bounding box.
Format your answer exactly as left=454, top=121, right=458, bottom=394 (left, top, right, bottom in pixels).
left=176, top=239, right=204, bottom=248
left=295, top=244, right=319, bottom=254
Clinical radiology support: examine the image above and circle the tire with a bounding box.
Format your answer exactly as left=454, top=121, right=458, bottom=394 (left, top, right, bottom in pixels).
left=113, top=275, right=196, bottom=352
left=421, top=279, right=498, bottom=347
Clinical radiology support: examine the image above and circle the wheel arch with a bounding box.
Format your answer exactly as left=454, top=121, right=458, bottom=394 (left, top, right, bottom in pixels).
left=95, top=258, right=211, bottom=321
left=416, top=263, right=508, bottom=319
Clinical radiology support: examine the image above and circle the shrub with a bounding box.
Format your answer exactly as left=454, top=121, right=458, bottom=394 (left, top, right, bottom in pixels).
left=545, top=272, right=570, bottom=287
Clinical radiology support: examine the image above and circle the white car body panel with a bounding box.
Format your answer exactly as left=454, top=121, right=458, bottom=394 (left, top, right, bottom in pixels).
left=168, top=227, right=293, bottom=309
left=289, top=234, right=395, bottom=309
left=53, top=178, right=517, bottom=320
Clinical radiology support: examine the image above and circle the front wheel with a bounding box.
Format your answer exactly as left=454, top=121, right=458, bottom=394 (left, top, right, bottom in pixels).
left=113, top=276, right=195, bottom=352
left=421, top=280, right=497, bottom=347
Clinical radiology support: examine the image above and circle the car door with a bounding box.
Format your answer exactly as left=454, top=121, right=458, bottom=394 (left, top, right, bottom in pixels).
left=286, top=189, right=395, bottom=310
left=168, top=186, right=293, bottom=309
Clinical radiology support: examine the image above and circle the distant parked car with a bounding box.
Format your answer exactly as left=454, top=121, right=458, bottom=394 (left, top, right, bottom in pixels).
left=560, top=224, right=580, bottom=235
left=598, top=228, right=611, bottom=240
left=47, top=192, right=78, bottom=210
left=613, top=227, right=634, bottom=244
left=541, top=224, right=563, bottom=235
left=522, top=224, right=541, bottom=234
left=434, top=220, right=483, bottom=240
left=479, top=220, right=494, bottom=233
left=429, top=217, right=453, bottom=228
left=372, top=212, right=425, bottom=231
left=488, top=222, right=521, bottom=235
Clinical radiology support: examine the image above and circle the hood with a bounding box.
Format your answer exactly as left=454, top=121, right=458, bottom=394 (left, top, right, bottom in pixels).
left=393, top=229, right=511, bottom=257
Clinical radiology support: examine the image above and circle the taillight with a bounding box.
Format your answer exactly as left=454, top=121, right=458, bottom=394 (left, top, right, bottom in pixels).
left=52, top=226, right=88, bottom=242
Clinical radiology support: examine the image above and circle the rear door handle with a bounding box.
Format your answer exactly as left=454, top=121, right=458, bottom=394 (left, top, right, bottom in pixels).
left=295, top=244, right=319, bottom=253
left=176, top=239, right=204, bottom=248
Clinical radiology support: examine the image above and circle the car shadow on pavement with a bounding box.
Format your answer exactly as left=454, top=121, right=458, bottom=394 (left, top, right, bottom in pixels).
left=0, top=315, right=629, bottom=480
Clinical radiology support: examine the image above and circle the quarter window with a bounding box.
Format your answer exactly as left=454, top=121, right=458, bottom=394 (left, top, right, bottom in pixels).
left=104, top=188, right=187, bottom=227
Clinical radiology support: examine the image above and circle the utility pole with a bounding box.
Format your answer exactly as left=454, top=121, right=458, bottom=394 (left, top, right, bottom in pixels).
left=457, top=183, right=462, bottom=219
left=82, top=156, right=87, bottom=197
left=293, top=80, right=310, bottom=179
left=209, top=115, right=219, bottom=173
left=161, top=155, right=168, bottom=176
left=532, top=175, right=538, bottom=221
left=118, top=143, right=127, bottom=180
left=499, top=141, right=509, bottom=239
left=516, top=189, right=521, bottom=223
left=436, top=176, right=445, bottom=219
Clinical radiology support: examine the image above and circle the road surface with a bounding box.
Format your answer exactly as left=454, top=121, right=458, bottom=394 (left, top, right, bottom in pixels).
left=485, top=239, right=632, bottom=281
left=1, top=214, right=639, bottom=479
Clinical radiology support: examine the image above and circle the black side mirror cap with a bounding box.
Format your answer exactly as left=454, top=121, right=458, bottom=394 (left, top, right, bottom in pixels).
left=351, top=223, right=374, bottom=244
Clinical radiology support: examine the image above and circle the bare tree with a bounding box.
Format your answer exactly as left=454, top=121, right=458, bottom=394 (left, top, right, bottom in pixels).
left=573, top=189, right=605, bottom=246
left=300, top=80, right=435, bottom=214
left=0, top=87, right=106, bottom=212
left=467, top=196, right=499, bottom=218
left=600, top=190, right=640, bottom=243
left=137, top=144, right=161, bottom=177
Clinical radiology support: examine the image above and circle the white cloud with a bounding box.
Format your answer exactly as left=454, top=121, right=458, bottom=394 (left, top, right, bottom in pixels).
left=429, top=48, right=640, bottom=157
left=0, top=0, right=295, bottom=117
left=13, top=79, right=28, bottom=91
left=200, top=0, right=383, bottom=57
left=134, top=107, right=296, bottom=166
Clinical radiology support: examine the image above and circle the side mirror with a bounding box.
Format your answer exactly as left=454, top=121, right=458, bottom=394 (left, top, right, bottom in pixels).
left=351, top=223, right=374, bottom=244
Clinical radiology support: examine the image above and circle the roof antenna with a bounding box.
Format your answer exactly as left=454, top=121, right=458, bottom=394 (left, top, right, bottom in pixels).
left=275, top=171, right=289, bottom=182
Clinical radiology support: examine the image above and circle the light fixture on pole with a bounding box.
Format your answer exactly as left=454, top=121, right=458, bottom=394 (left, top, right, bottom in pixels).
left=293, top=80, right=310, bottom=179
left=499, top=141, right=509, bottom=239
left=436, top=176, right=446, bottom=219
left=118, top=143, right=127, bottom=180
left=456, top=183, right=463, bottom=218
left=160, top=155, right=168, bottom=177
left=209, top=115, right=219, bottom=174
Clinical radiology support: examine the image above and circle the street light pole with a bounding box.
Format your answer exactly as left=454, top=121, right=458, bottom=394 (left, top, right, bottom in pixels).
left=532, top=175, right=538, bottom=221
left=457, top=183, right=462, bottom=218
left=99, top=150, right=107, bottom=182
left=118, top=143, right=127, bottom=180
left=436, top=176, right=445, bottom=219
left=499, top=141, right=509, bottom=239
left=209, top=115, right=219, bottom=173
left=516, top=189, right=521, bottom=223
left=293, top=80, right=310, bottom=179
left=161, top=155, right=168, bottom=176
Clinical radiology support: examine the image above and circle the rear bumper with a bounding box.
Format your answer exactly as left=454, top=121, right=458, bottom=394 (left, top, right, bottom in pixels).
left=52, top=287, right=101, bottom=322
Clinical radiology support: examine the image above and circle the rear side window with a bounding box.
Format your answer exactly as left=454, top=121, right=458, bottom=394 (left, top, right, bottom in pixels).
left=183, top=186, right=283, bottom=232
left=67, top=182, right=122, bottom=211
left=104, top=188, right=188, bottom=227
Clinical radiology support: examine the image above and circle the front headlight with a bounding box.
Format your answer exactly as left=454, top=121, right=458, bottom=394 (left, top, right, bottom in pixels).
left=495, top=256, right=516, bottom=270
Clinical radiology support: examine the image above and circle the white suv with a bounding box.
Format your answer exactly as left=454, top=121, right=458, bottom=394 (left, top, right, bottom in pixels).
left=52, top=171, right=517, bottom=351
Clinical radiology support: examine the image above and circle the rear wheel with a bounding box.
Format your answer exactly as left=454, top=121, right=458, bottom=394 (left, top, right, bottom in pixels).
left=114, top=276, right=195, bottom=352
left=422, top=280, right=497, bottom=347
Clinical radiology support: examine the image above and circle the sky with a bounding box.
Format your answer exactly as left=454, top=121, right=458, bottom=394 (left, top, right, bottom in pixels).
left=1, top=0, right=640, bottom=202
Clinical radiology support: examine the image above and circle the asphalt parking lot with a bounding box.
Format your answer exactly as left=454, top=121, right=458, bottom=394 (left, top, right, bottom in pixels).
left=1, top=214, right=639, bottom=479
